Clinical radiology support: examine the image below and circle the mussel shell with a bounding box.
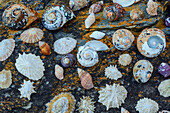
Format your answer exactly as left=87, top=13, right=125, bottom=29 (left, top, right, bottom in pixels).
left=61, top=54, right=76, bottom=67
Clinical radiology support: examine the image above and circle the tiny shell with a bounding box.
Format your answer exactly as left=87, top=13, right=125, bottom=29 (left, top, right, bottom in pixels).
left=112, top=0, right=137, bottom=7
left=77, top=68, right=94, bottom=89
left=137, top=28, right=166, bottom=58
left=165, top=17, right=170, bottom=27
left=0, top=69, right=12, bottom=88
left=112, top=29, right=135, bottom=50
left=105, top=65, right=122, bottom=80
left=46, top=92, right=76, bottom=113
left=89, top=1, right=103, bottom=14
left=78, top=96, right=95, bottom=113
left=77, top=46, right=98, bottom=67
left=121, top=107, right=130, bottom=113
left=89, top=31, right=105, bottom=39
left=118, top=54, right=132, bottom=66
left=85, top=13, right=95, bottom=28
left=158, top=63, right=170, bottom=78
left=18, top=80, right=36, bottom=100
left=55, top=64, right=64, bottom=80
left=2, top=4, right=38, bottom=29
left=130, top=9, right=144, bottom=20
left=0, top=39, right=15, bottom=61
left=135, top=98, right=159, bottom=113
left=54, top=37, right=77, bottom=55
left=61, top=54, right=76, bottom=67
left=39, top=41, right=51, bottom=55
left=146, top=0, right=158, bottom=16
left=103, top=3, right=125, bottom=21
left=84, top=40, right=109, bottom=51
left=98, top=84, right=127, bottom=110
left=159, top=110, right=170, bottom=113
left=133, top=60, right=153, bottom=83
left=15, top=53, right=45, bottom=80
left=20, top=28, right=44, bottom=43
left=158, top=79, right=170, bottom=97
left=69, top=0, right=88, bottom=11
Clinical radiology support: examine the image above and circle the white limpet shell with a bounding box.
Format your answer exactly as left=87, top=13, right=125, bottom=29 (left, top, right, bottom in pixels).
left=118, top=54, right=132, bottom=66
left=55, top=64, right=64, bottom=80
left=0, top=39, right=15, bottom=61
left=0, top=69, right=12, bottom=88
left=112, top=29, right=135, bottom=51
left=78, top=96, right=95, bottom=113
left=20, top=28, right=43, bottom=43
left=90, top=31, right=105, bottom=39
left=77, top=46, right=99, bottom=67
left=15, top=53, right=45, bottom=80
left=46, top=92, right=76, bottom=113
left=112, top=0, right=135, bottom=7
left=158, top=79, right=170, bottom=97
left=18, top=80, right=36, bottom=100
left=105, top=65, right=122, bottom=80
left=54, top=37, right=77, bottom=55
left=159, top=110, right=170, bottom=113
left=121, top=107, right=130, bottom=113
left=85, top=13, right=95, bottom=28
left=84, top=40, right=109, bottom=51
left=137, top=28, right=166, bottom=58
left=98, top=83, right=128, bottom=110
left=133, top=60, right=153, bottom=83
left=135, top=98, right=159, bottom=113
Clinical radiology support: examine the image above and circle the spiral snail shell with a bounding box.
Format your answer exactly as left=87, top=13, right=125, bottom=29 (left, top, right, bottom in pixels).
left=42, top=5, right=74, bottom=30
left=2, top=4, right=38, bottom=29
left=61, top=54, right=76, bottom=67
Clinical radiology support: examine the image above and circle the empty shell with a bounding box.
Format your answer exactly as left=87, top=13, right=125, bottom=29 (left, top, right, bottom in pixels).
left=85, top=13, right=95, bottom=28
left=0, top=69, right=12, bottom=88
left=146, top=0, right=158, bottom=16
left=89, top=31, right=105, bottom=39
left=89, top=1, right=103, bottom=14
left=118, top=54, right=132, bottom=66
left=158, top=79, right=170, bottom=97
left=55, top=64, right=64, bottom=80
left=69, top=0, right=88, bottom=11
left=39, top=41, right=51, bottom=55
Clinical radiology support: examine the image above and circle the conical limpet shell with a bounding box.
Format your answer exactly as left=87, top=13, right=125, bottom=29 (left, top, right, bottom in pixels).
left=55, top=64, right=64, bottom=80
left=39, top=41, right=51, bottom=55
left=158, top=79, right=170, bottom=97
left=77, top=68, right=94, bottom=90
left=118, top=54, right=132, bottom=66
left=0, top=69, right=12, bottom=88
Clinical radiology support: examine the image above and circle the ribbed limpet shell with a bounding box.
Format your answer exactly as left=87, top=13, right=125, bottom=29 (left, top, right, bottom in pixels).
left=158, top=79, right=170, bottom=97
left=112, top=29, right=135, bottom=50
left=118, top=54, right=132, bottom=66
left=133, top=60, right=153, bottom=83
left=137, top=28, right=166, bottom=58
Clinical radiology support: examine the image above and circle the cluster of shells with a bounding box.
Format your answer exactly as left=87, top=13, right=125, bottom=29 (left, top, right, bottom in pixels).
left=0, top=0, right=169, bottom=113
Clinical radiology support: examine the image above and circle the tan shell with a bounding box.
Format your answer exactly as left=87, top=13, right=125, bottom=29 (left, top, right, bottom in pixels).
left=20, top=28, right=43, bottom=43
left=77, top=68, right=94, bottom=89
left=46, top=92, right=76, bottom=113
left=130, top=9, right=144, bottom=20
left=133, top=60, right=153, bottom=83
left=85, top=13, right=95, bottom=28
left=158, top=79, right=170, bottom=97
left=39, top=41, right=51, bottom=55
left=137, top=28, right=166, bottom=58
left=105, top=65, right=122, bottom=80
left=121, top=107, right=130, bottom=113
left=0, top=39, right=15, bottom=61
left=55, top=64, right=64, bottom=80
left=0, top=69, right=12, bottom=88
left=146, top=0, right=158, bottom=16
left=112, top=29, right=135, bottom=50
left=89, top=1, right=103, bottom=14
left=118, top=54, right=132, bottom=66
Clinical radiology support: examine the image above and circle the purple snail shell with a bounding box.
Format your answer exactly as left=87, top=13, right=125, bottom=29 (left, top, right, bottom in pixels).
left=61, top=54, right=76, bottom=67
left=158, top=63, right=170, bottom=78
left=165, top=17, right=170, bottom=27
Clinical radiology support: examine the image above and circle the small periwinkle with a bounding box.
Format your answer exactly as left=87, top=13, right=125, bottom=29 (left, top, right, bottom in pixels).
left=165, top=17, right=170, bottom=27
left=61, top=54, right=76, bottom=67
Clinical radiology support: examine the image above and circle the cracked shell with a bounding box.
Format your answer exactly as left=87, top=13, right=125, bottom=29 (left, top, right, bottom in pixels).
left=46, top=92, right=76, bottom=113
left=158, top=79, right=170, bottom=97
left=0, top=39, right=15, bottom=61
left=137, top=28, right=166, bottom=58
left=136, top=98, right=159, bottom=113
left=133, top=60, right=153, bottom=83
left=112, top=29, right=135, bottom=50
left=105, top=65, right=122, bottom=80
left=98, top=84, right=127, bottom=110
left=15, top=53, right=45, bottom=80
left=54, top=37, right=77, bottom=55
left=0, top=69, right=12, bottom=88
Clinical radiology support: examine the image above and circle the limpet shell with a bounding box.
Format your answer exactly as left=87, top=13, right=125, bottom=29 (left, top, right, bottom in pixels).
left=105, top=65, right=122, bottom=80
left=135, top=98, right=159, bottom=113
left=39, top=41, right=51, bottom=55
left=0, top=69, right=12, bottom=88
left=0, top=39, right=15, bottom=61
left=2, top=4, right=38, bottom=29
left=55, top=64, right=64, bottom=80
left=146, top=0, right=158, bottom=16
left=89, top=1, right=103, bottom=14
left=61, top=54, right=76, bottom=67
left=118, top=54, right=132, bottom=66
left=133, top=60, right=153, bottom=83
left=130, top=9, right=144, bottom=20
left=85, top=13, right=95, bottom=28
left=46, top=92, right=76, bottom=113
left=112, top=0, right=140, bottom=7
left=77, top=46, right=98, bottom=67
left=20, top=28, right=44, bottom=43
left=54, top=37, right=77, bottom=55
left=15, top=53, right=45, bottom=80
left=158, top=79, right=170, bottom=97
left=137, top=28, right=166, bottom=58
left=98, top=83, right=127, bottom=110
left=112, top=29, right=135, bottom=50
left=69, top=0, right=88, bottom=11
